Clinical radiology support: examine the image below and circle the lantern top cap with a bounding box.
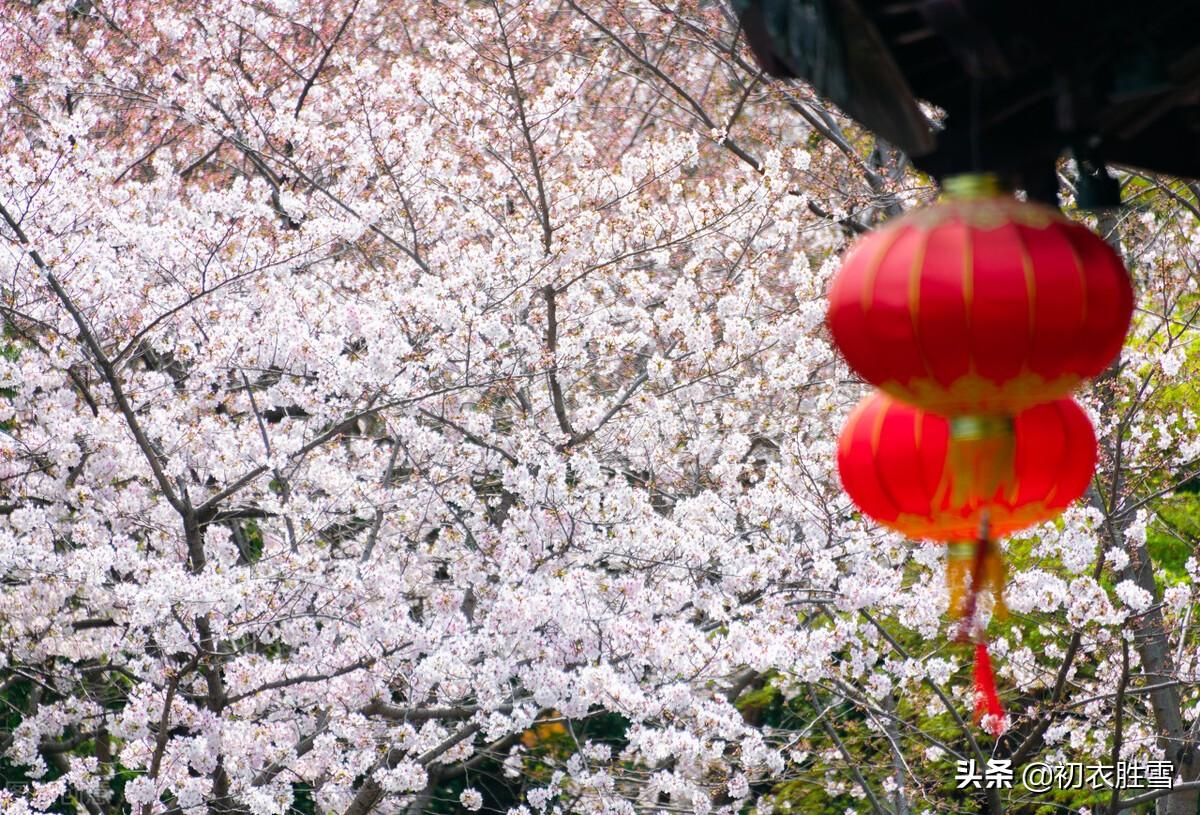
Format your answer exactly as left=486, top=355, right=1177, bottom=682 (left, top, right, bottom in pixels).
left=941, top=173, right=1009, bottom=200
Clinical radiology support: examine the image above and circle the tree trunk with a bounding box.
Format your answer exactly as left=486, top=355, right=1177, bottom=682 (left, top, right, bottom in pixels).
left=1091, top=211, right=1196, bottom=815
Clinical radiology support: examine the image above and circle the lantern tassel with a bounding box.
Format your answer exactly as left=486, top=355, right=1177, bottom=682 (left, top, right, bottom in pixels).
left=943, top=414, right=1015, bottom=507
left=973, top=641, right=1006, bottom=736
left=954, top=525, right=991, bottom=642
left=946, top=541, right=975, bottom=620
left=956, top=519, right=1007, bottom=736
left=981, top=536, right=1008, bottom=619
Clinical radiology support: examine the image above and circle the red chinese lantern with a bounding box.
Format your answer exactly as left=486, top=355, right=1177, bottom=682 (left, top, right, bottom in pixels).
left=826, top=175, right=1128, bottom=736
left=836, top=391, right=1096, bottom=543
left=826, top=181, right=1133, bottom=416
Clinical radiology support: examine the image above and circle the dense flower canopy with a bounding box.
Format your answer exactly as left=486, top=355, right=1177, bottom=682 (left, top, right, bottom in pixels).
left=2, top=2, right=1200, bottom=815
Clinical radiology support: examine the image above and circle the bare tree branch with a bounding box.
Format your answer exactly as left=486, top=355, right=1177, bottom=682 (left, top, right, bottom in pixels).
left=295, top=0, right=361, bottom=118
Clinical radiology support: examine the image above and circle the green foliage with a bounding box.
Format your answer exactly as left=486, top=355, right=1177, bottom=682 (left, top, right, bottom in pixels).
left=292, top=783, right=317, bottom=815
left=1149, top=493, right=1200, bottom=583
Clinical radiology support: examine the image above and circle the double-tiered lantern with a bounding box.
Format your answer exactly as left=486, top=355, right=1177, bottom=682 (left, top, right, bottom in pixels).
left=827, top=175, right=1133, bottom=734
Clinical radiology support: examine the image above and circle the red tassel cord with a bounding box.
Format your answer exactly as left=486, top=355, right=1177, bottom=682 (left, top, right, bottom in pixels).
left=973, top=641, right=1006, bottom=736
left=951, top=518, right=1008, bottom=736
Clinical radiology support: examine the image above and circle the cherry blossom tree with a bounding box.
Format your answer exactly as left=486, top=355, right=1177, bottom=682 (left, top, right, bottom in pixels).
left=1, top=1, right=1199, bottom=814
